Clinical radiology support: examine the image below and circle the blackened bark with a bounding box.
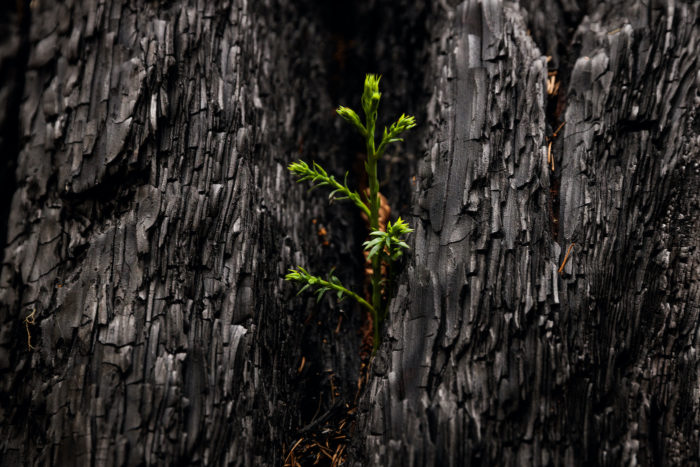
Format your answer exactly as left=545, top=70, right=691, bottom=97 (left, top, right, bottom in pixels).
left=0, top=1, right=30, bottom=266
left=354, top=1, right=699, bottom=466
left=1, top=0, right=698, bottom=466
left=0, top=1, right=364, bottom=465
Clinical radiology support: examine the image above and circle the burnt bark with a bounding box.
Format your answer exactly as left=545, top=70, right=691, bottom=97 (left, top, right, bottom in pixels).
left=1, top=0, right=698, bottom=466
left=355, top=1, right=700, bottom=466
left=0, top=0, right=364, bottom=465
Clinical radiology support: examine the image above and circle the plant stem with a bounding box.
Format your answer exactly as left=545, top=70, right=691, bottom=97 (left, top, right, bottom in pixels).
left=366, top=115, right=382, bottom=350
left=315, top=277, right=375, bottom=315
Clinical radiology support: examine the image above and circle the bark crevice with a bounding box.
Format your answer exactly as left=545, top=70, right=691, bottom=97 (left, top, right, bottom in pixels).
left=0, top=0, right=31, bottom=266
left=0, top=1, right=697, bottom=466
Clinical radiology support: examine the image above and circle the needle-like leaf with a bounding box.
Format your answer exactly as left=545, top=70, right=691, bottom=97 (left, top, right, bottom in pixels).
left=288, top=160, right=370, bottom=218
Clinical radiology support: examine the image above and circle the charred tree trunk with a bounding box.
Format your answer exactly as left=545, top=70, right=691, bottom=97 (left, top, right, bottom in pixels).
left=0, top=0, right=367, bottom=464
left=1, top=0, right=698, bottom=466
left=355, top=1, right=700, bottom=466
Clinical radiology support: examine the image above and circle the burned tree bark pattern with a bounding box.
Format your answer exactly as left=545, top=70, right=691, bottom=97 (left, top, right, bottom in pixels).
left=1, top=0, right=698, bottom=466
left=0, top=0, right=346, bottom=465
left=355, top=0, right=699, bottom=466
left=0, top=2, right=29, bottom=267
left=357, top=2, right=560, bottom=465
left=557, top=1, right=699, bottom=464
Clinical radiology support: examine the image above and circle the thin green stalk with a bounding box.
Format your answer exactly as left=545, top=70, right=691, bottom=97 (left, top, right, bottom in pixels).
left=285, top=267, right=375, bottom=315
left=314, top=277, right=375, bottom=314
left=362, top=78, right=384, bottom=347
left=368, top=163, right=383, bottom=338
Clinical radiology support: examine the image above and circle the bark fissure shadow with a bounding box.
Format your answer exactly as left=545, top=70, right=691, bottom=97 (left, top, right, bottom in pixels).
left=282, top=2, right=430, bottom=465
left=0, top=0, right=31, bottom=264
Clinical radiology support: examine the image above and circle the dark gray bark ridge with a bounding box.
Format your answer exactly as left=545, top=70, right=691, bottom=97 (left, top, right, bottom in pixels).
left=1, top=0, right=698, bottom=466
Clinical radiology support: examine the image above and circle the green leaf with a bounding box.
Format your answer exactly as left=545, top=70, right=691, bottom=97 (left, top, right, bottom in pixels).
left=337, top=106, right=366, bottom=137
left=369, top=243, right=383, bottom=260
left=363, top=237, right=384, bottom=249
left=376, top=114, right=417, bottom=157
left=361, top=74, right=381, bottom=115
left=287, top=159, right=370, bottom=217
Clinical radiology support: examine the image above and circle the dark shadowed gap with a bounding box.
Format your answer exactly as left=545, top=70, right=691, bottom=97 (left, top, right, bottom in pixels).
left=280, top=1, right=430, bottom=464
left=0, top=0, right=31, bottom=265
left=279, top=4, right=373, bottom=460
left=518, top=0, right=590, bottom=244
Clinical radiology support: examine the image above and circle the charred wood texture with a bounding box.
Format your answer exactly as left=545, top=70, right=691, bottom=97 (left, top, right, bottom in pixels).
left=355, top=1, right=699, bottom=466
left=0, top=0, right=363, bottom=465
left=1, top=0, right=698, bottom=466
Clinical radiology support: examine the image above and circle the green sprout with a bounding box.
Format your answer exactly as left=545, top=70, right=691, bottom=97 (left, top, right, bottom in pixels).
left=286, top=74, right=416, bottom=350
left=363, top=218, right=413, bottom=263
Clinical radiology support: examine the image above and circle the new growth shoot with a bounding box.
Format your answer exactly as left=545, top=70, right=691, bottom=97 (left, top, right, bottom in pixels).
left=286, top=75, right=416, bottom=351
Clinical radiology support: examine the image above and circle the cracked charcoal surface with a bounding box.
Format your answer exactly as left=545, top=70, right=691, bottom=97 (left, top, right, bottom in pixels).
left=353, top=0, right=699, bottom=466
left=0, top=0, right=364, bottom=465
left=1, top=0, right=698, bottom=466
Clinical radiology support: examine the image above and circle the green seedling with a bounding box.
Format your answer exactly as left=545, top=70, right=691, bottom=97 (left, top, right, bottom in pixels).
left=286, top=75, right=416, bottom=350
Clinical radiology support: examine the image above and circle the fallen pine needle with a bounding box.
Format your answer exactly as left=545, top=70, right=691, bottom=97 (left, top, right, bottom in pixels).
left=284, top=438, right=304, bottom=466
left=558, top=243, right=575, bottom=274
left=553, top=121, right=566, bottom=137
left=332, top=443, right=347, bottom=466
left=334, top=315, right=343, bottom=334
left=551, top=150, right=555, bottom=171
